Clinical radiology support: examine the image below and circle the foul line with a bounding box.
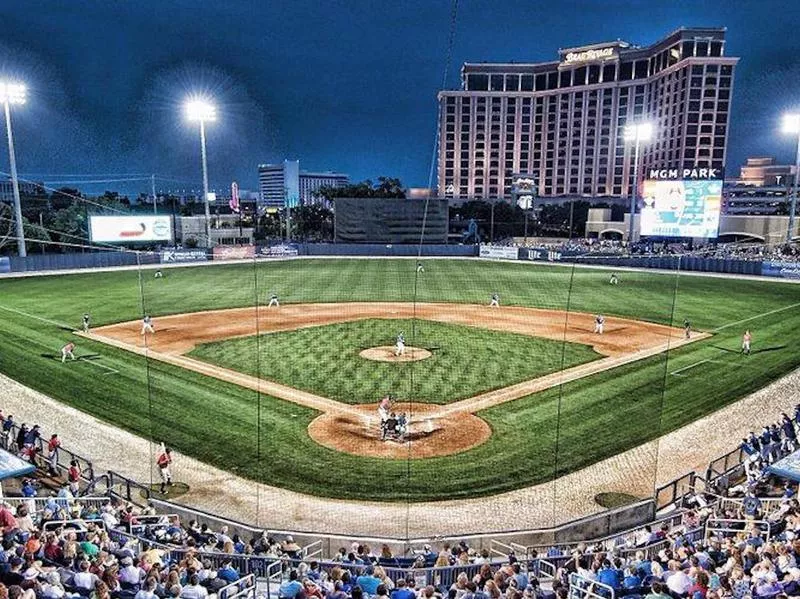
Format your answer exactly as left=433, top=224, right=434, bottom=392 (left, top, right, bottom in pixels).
left=0, top=304, right=73, bottom=330
left=78, top=357, right=119, bottom=376
left=714, top=301, right=800, bottom=332
left=670, top=359, right=710, bottom=377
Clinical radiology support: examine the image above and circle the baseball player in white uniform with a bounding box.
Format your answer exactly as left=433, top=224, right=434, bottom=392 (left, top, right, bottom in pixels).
left=742, top=330, right=752, bottom=355
left=268, top=293, right=280, bottom=308
left=489, top=293, right=500, bottom=308
left=594, top=314, right=605, bottom=334
left=416, top=262, right=425, bottom=274
left=61, top=342, right=76, bottom=363
left=395, top=332, right=405, bottom=356
left=81, top=313, right=90, bottom=333
left=141, top=315, right=155, bottom=335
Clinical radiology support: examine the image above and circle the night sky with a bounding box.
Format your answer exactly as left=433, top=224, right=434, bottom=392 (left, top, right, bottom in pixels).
left=0, top=0, right=798, bottom=197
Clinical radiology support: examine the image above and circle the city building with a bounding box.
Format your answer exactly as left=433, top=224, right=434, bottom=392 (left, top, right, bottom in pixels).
left=437, top=27, right=738, bottom=202
left=0, top=176, right=45, bottom=202
left=258, top=160, right=348, bottom=208
left=727, top=156, right=796, bottom=187
left=720, top=156, right=797, bottom=215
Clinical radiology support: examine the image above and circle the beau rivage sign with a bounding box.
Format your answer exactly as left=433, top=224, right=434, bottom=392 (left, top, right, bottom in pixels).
left=648, top=167, right=724, bottom=180
left=562, top=46, right=617, bottom=64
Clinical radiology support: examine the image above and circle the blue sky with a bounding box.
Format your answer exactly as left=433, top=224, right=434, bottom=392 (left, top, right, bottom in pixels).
left=0, top=0, right=798, bottom=195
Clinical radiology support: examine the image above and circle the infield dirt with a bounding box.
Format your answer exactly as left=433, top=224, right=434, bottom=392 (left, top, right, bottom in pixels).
left=83, top=302, right=703, bottom=459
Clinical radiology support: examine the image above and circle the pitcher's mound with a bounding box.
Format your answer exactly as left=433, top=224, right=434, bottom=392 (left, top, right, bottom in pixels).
left=308, top=403, right=491, bottom=458
left=360, top=346, right=432, bottom=362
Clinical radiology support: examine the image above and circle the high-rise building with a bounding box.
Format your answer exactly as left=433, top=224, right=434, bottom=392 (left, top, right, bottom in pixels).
left=437, top=27, right=738, bottom=201
left=258, top=160, right=348, bottom=208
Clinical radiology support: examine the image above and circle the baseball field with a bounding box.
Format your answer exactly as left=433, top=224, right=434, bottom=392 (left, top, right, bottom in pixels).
left=1, top=257, right=799, bottom=502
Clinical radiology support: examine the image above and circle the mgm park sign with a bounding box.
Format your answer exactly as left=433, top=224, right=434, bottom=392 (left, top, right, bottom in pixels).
left=647, top=167, right=724, bottom=180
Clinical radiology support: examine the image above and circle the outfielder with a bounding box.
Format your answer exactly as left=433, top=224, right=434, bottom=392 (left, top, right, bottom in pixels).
left=742, top=329, right=752, bottom=355
left=61, top=342, right=76, bottom=363
left=154, top=270, right=163, bottom=279
left=609, top=273, right=619, bottom=285
left=268, top=293, right=280, bottom=308
left=395, top=332, right=405, bottom=356
left=416, top=262, right=425, bottom=274
left=156, top=444, right=173, bottom=493
left=594, top=314, right=605, bottom=334
left=141, top=315, right=155, bottom=335
left=489, top=293, right=500, bottom=308
left=82, top=313, right=90, bottom=333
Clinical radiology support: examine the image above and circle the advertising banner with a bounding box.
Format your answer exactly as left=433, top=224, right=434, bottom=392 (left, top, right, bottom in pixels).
left=479, top=245, right=520, bottom=260
left=160, top=249, right=208, bottom=263
left=525, top=248, right=563, bottom=262
left=257, top=244, right=299, bottom=257
left=212, top=245, right=256, bottom=260
left=761, top=261, right=800, bottom=280
left=90, top=216, right=173, bottom=243
left=640, top=179, right=723, bottom=238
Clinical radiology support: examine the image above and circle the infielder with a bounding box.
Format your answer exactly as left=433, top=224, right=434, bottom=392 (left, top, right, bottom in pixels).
left=82, top=313, right=90, bottom=333
left=416, top=262, right=425, bottom=274
left=594, top=314, right=605, bottom=334
left=742, top=329, right=752, bottom=355
left=683, top=318, right=691, bottom=339
left=157, top=444, right=173, bottom=493
left=61, top=342, right=76, bottom=363
left=141, top=315, right=155, bottom=335
left=268, top=293, right=280, bottom=308
left=609, top=273, right=619, bottom=285
left=489, top=293, right=500, bottom=308
left=395, top=332, right=405, bottom=356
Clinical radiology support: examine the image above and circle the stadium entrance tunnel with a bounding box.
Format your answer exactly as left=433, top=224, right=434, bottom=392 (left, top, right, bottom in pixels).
left=307, top=403, right=492, bottom=458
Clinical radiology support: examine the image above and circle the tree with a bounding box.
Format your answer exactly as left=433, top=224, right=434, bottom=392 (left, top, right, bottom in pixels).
left=0, top=203, right=52, bottom=255
left=316, top=177, right=406, bottom=201
left=292, top=205, right=334, bottom=241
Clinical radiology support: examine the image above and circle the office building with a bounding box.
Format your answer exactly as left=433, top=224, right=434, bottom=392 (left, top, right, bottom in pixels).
left=437, top=27, right=738, bottom=201
left=258, top=160, right=348, bottom=208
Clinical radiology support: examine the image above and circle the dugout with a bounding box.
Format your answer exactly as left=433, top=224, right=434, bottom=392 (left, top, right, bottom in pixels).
left=333, top=198, right=448, bottom=244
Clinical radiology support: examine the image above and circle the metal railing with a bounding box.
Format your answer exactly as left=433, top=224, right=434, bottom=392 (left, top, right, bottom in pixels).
left=704, top=517, right=771, bottom=543
left=217, top=574, right=255, bottom=599
left=569, top=573, right=616, bottom=599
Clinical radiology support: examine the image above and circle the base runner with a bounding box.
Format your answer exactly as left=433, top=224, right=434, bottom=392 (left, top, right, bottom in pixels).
left=61, top=342, right=76, bottom=363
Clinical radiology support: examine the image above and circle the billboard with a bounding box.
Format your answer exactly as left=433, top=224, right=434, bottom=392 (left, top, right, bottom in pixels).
left=640, top=179, right=722, bottom=238
left=161, top=249, right=208, bottom=263
left=479, top=245, right=520, bottom=260
left=90, top=216, right=173, bottom=243
left=212, top=245, right=255, bottom=260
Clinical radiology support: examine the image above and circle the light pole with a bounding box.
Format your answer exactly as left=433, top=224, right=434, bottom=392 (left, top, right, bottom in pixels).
left=783, top=113, right=800, bottom=242
left=185, top=98, right=216, bottom=248
left=624, top=122, right=653, bottom=244
left=1, top=82, right=27, bottom=257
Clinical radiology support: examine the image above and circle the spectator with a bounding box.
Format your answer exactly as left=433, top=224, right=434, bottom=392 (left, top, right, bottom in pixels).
left=179, top=575, right=208, bottom=599
left=391, top=579, right=416, bottom=599
left=72, top=561, right=99, bottom=592
left=279, top=571, right=304, bottom=599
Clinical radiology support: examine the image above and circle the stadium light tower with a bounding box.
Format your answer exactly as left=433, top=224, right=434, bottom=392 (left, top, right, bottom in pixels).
left=624, top=122, right=653, bottom=244
left=783, top=113, right=800, bottom=242
left=185, top=98, right=216, bottom=248
left=1, top=81, right=27, bottom=257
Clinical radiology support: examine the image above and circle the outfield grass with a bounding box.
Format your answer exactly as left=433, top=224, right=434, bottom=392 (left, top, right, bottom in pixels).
left=188, top=318, right=600, bottom=404
left=1, top=259, right=799, bottom=501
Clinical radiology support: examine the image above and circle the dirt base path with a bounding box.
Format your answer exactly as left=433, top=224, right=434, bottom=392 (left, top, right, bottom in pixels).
left=83, top=303, right=701, bottom=459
